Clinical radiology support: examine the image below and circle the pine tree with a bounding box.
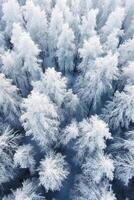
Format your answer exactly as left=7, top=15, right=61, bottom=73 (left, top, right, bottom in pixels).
left=21, top=91, right=60, bottom=149
left=32, top=0, right=54, bottom=17
left=57, top=23, right=75, bottom=73
left=73, top=115, right=112, bottom=163
left=33, top=68, right=79, bottom=121
left=1, top=23, right=42, bottom=96
left=0, top=126, right=20, bottom=185
left=119, top=36, right=134, bottom=65
left=33, top=67, right=67, bottom=107
left=101, top=6, right=125, bottom=41
left=110, top=130, right=134, bottom=185
left=23, top=0, right=48, bottom=51
left=79, top=9, right=98, bottom=43
left=14, top=144, right=35, bottom=173
left=102, top=85, right=134, bottom=130
left=2, top=0, right=23, bottom=37
left=48, top=5, right=64, bottom=65
left=75, top=52, right=119, bottom=113
left=77, top=35, right=103, bottom=74
left=68, top=115, right=115, bottom=200
left=38, top=152, right=69, bottom=191
left=2, top=179, right=45, bottom=200
left=123, top=62, right=134, bottom=85
left=0, top=73, right=20, bottom=126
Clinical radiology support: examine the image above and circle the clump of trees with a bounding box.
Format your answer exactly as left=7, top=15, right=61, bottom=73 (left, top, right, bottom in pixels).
left=0, top=0, right=134, bottom=200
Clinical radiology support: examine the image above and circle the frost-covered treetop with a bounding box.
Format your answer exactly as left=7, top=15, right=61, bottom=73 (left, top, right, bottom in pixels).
left=33, top=68, right=67, bottom=106
left=38, top=152, right=69, bottom=191
left=21, top=91, right=60, bottom=148
left=103, top=85, right=134, bottom=130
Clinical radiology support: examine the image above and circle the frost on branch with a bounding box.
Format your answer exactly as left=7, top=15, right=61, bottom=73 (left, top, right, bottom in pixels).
left=38, top=152, right=69, bottom=191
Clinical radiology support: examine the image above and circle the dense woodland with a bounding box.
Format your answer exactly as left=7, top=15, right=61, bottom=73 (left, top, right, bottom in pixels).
left=0, top=0, right=134, bottom=199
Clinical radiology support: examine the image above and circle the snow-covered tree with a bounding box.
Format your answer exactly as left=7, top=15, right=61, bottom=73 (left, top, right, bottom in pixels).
left=119, top=36, right=134, bottom=65
left=23, top=0, right=48, bottom=51
left=61, top=119, right=79, bottom=145
left=0, top=73, right=20, bottom=126
left=11, top=23, right=42, bottom=80
left=102, top=85, right=134, bottom=130
left=61, top=115, right=112, bottom=162
left=75, top=52, right=119, bottom=112
left=100, top=186, right=117, bottom=200
left=1, top=23, right=42, bottom=96
left=96, top=0, right=122, bottom=29
left=32, top=0, right=54, bottom=17
left=78, top=35, right=103, bottom=74
left=101, top=6, right=125, bottom=41
left=123, top=0, right=134, bottom=40
left=122, top=62, right=134, bottom=84
left=14, top=144, right=35, bottom=173
left=56, top=0, right=73, bottom=26
left=77, top=0, right=93, bottom=16
left=2, top=179, right=45, bottom=200
left=72, top=173, right=116, bottom=200
left=0, top=126, right=20, bottom=185
left=63, top=88, right=80, bottom=120
left=33, top=68, right=79, bottom=120
left=103, top=28, right=123, bottom=53
left=115, top=153, right=134, bottom=186
left=57, top=23, right=75, bottom=73
left=2, top=0, right=23, bottom=37
left=38, top=152, right=69, bottom=191
left=48, top=5, right=64, bottom=64
left=73, top=115, right=112, bottom=163
left=33, top=68, right=67, bottom=107
left=110, top=130, right=134, bottom=185
left=82, top=153, right=114, bottom=185
left=0, top=0, right=134, bottom=199
left=79, top=9, right=98, bottom=43
left=70, top=115, right=115, bottom=200
left=21, top=91, right=60, bottom=149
